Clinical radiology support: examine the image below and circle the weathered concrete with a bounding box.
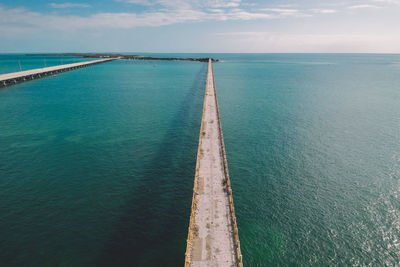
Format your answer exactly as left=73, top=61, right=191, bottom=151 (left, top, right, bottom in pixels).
left=0, top=58, right=115, bottom=87
left=185, top=59, right=242, bottom=266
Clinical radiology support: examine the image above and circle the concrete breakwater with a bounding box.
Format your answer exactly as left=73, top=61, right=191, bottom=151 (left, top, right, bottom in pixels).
left=0, top=58, right=115, bottom=88
left=185, top=59, right=242, bottom=266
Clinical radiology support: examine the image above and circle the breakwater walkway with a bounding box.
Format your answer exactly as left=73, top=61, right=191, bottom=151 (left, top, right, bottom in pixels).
left=185, top=59, right=242, bottom=266
left=0, top=58, right=115, bottom=87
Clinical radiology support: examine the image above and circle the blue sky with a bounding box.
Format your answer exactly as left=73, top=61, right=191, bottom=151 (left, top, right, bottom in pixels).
left=1, top=0, right=400, bottom=53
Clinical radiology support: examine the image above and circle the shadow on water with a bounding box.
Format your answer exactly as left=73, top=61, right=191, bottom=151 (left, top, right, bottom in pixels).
left=95, top=63, right=207, bottom=267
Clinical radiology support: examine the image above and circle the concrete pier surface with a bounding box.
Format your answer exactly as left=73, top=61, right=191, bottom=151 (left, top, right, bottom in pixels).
left=0, top=58, right=115, bottom=87
left=185, top=59, right=242, bottom=266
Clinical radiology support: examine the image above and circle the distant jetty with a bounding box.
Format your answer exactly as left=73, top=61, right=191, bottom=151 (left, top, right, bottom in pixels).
left=28, top=53, right=219, bottom=63
left=0, top=58, right=114, bottom=87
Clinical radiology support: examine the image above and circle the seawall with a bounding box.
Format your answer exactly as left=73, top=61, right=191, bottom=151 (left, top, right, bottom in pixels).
left=185, top=59, right=242, bottom=266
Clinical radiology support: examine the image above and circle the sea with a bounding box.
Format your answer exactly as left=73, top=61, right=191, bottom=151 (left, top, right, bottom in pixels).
left=1, top=53, right=399, bottom=266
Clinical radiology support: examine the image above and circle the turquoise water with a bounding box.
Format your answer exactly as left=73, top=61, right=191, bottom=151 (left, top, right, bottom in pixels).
left=1, top=54, right=400, bottom=266
left=0, top=58, right=206, bottom=266
left=214, top=54, right=400, bottom=265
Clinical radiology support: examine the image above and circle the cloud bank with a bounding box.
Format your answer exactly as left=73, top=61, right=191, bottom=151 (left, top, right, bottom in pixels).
left=0, top=1, right=337, bottom=34
left=1, top=0, right=399, bottom=52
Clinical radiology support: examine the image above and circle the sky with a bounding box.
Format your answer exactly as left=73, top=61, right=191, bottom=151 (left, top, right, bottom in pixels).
left=1, top=0, right=400, bottom=53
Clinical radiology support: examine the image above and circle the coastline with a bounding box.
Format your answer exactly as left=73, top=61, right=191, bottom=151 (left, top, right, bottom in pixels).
left=27, top=53, right=219, bottom=63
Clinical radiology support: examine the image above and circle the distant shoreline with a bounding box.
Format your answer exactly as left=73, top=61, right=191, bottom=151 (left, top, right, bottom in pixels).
left=27, top=53, right=219, bottom=62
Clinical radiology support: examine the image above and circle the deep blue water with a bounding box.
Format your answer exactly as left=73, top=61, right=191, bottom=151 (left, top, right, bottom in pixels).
left=1, top=54, right=400, bottom=266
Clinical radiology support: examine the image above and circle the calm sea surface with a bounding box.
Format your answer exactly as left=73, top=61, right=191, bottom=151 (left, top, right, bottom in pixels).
left=1, top=54, right=400, bottom=266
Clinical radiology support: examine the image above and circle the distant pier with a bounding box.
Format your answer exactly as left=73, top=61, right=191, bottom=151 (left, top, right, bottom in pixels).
left=185, top=59, right=242, bottom=266
left=32, top=53, right=219, bottom=62
left=0, top=58, right=115, bottom=87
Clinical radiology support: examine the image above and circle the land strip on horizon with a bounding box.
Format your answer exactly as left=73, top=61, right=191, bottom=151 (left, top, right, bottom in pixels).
left=28, top=53, right=219, bottom=63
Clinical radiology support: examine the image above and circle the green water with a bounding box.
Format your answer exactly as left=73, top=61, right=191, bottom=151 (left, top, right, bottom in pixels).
left=214, top=54, right=400, bottom=265
left=0, top=58, right=206, bottom=266
left=1, top=54, right=400, bottom=266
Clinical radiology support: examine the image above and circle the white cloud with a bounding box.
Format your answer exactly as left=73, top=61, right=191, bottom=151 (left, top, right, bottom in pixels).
left=212, top=0, right=241, bottom=8
left=0, top=6, right=202, bottom=33
left=258, top=8, right=311, bottom=18
left=1, top=1, right=399, bottom=53
left=347, top=4, right=380, bottom=9
left=370, top=0, right=400, bottom=4
left=260, top=8, right=299, bottom=14
left=277, top=4, right=297, bottom=8
left=3, top=0, right=394, bottom=37
left=208, top=8, right=224, bottom=12
left=310, top=9, right=337, bottom=14
left=218, top=9, right=273, bottom=20
left=0, top=3, right=317, bottom=35
left=117, top=0, right=241, bottom=8
left=213, top=31, right=400, bottom=53
left=50, top=2, right=90, bottom=8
